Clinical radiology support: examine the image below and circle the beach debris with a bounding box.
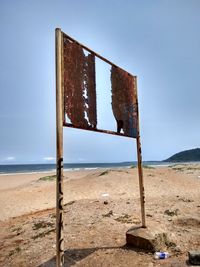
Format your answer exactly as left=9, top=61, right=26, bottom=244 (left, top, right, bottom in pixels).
left=164, top=209, right=180, bottom=216
left=102, top=210, right=113, bottom=217
left=188, top=251, right=200, bottom=265
left=154, top=252, right=169, bottom=260
left=101, top=193, right=109, bottom=197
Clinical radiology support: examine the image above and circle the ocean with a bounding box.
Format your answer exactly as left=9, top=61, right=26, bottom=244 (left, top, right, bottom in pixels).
left=0, top=161, right=169, bottom=174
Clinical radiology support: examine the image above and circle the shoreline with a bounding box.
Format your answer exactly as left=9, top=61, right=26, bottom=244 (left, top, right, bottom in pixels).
left=1, top=161, right=200, bottom=175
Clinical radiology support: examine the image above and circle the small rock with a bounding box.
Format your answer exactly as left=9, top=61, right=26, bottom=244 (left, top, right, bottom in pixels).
left=173, top=246, right=181, bottom=253
left=103, top=200, right=108, bottom=205
left=102, top=210, right=113, bottom=217
left=188, top=251, right=200, bottom=265
left=164, top=209, right=180, bottom=216
left=147, top=214, right=153, bottom=217
left=126, top=201, right=130, bottom=204
left=179, top=197, right=194, bottom=203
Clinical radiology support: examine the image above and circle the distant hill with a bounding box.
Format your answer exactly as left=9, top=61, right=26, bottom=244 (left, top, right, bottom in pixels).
left=164, top=148, right=200, bottom=162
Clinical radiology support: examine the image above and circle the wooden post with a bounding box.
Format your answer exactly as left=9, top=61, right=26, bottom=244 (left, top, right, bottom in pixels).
left=55, top=28, right=64, bottom=267
left=134, top=77, right=146, bottom=228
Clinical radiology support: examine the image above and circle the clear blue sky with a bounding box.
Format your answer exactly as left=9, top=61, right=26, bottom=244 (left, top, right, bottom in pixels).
left=0, top=0, right=200, bottom=164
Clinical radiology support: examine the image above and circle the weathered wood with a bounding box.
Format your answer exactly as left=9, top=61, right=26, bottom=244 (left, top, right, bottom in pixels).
left=56, top=28, right=64, bottom=267
left=134, top=77, right=146, bottom=228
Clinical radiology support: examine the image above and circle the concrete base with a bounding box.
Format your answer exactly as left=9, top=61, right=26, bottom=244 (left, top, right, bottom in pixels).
left=126, top=224, right=168, bottom=252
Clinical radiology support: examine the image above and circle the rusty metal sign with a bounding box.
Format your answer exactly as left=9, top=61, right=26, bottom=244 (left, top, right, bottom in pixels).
left=56, top=29, right=146, bottom=267
left=111, top=66, right=138, bottom=137
left=62, top=32, right=138, bottom=138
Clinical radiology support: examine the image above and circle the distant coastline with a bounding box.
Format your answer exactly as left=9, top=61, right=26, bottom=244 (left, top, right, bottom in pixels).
left=0, top=161, right=169, bottom=174
left=1, top=149, right=200, bottom=174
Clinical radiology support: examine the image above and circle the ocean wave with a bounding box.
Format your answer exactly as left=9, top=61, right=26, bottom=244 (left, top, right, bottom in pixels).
left=0, top=170, right=56, bottom=176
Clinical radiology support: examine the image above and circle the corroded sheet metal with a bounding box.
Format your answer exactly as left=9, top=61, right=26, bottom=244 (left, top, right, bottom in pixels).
left=63, top=36, right=96, bottom=128
left=111, top=66, right=138, bottom=138
left=62, top=33, right=138, bottom=138
left=85, top=53, right=97, bottom=128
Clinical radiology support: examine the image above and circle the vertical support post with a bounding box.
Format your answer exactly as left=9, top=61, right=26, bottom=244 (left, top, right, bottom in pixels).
left=56, top=28, right=64, bottom=267
left=134, top=76, right=146, bottom=228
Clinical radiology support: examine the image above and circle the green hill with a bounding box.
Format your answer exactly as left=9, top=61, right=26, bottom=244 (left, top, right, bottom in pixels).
left=164, top=148, right=200, bottom=162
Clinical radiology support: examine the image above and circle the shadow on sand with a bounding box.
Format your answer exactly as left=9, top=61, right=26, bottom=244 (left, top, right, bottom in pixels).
left=38, top=245, right=131, bottom=267
left=38, top=246, right=192, bottom=267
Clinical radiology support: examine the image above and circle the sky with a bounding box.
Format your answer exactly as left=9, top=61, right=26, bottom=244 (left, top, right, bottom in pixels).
left=0, top=0, right=200, bottom=164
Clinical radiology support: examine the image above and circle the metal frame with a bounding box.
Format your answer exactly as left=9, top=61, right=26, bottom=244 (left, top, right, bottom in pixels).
left=55, top=28, right=146, bottom=267
left=55, top=28, right=64, bottom=267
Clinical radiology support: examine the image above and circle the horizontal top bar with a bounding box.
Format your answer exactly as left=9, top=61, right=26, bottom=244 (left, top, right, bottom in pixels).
left=62, top=31, right=136, bottom=78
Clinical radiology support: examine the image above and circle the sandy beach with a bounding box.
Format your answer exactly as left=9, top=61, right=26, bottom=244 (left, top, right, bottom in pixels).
left=0, top=164, right=200, bottom=266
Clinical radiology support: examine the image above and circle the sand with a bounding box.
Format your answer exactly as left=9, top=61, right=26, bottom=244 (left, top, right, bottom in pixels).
left=0, top=164, right=200, bottom=266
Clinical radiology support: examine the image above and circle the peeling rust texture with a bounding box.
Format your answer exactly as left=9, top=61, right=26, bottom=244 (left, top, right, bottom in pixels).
left=111, top=66, right=138, bottom=138
left=85, top=53, right=97, bottom=128
left=63, top=33, right=138, bottom=138
left=63, top=36, right=97, bottom=129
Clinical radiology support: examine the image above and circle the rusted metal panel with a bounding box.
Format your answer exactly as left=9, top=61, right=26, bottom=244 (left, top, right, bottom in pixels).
left=111, top=66, right=138, bottom=138
left=62, top=33, right=138, bottom=139
left=62, top=32, right=133, bottom=77
left=84, top=53, right=97, bottom=128
left=63, top=36, right=96, bottom=129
